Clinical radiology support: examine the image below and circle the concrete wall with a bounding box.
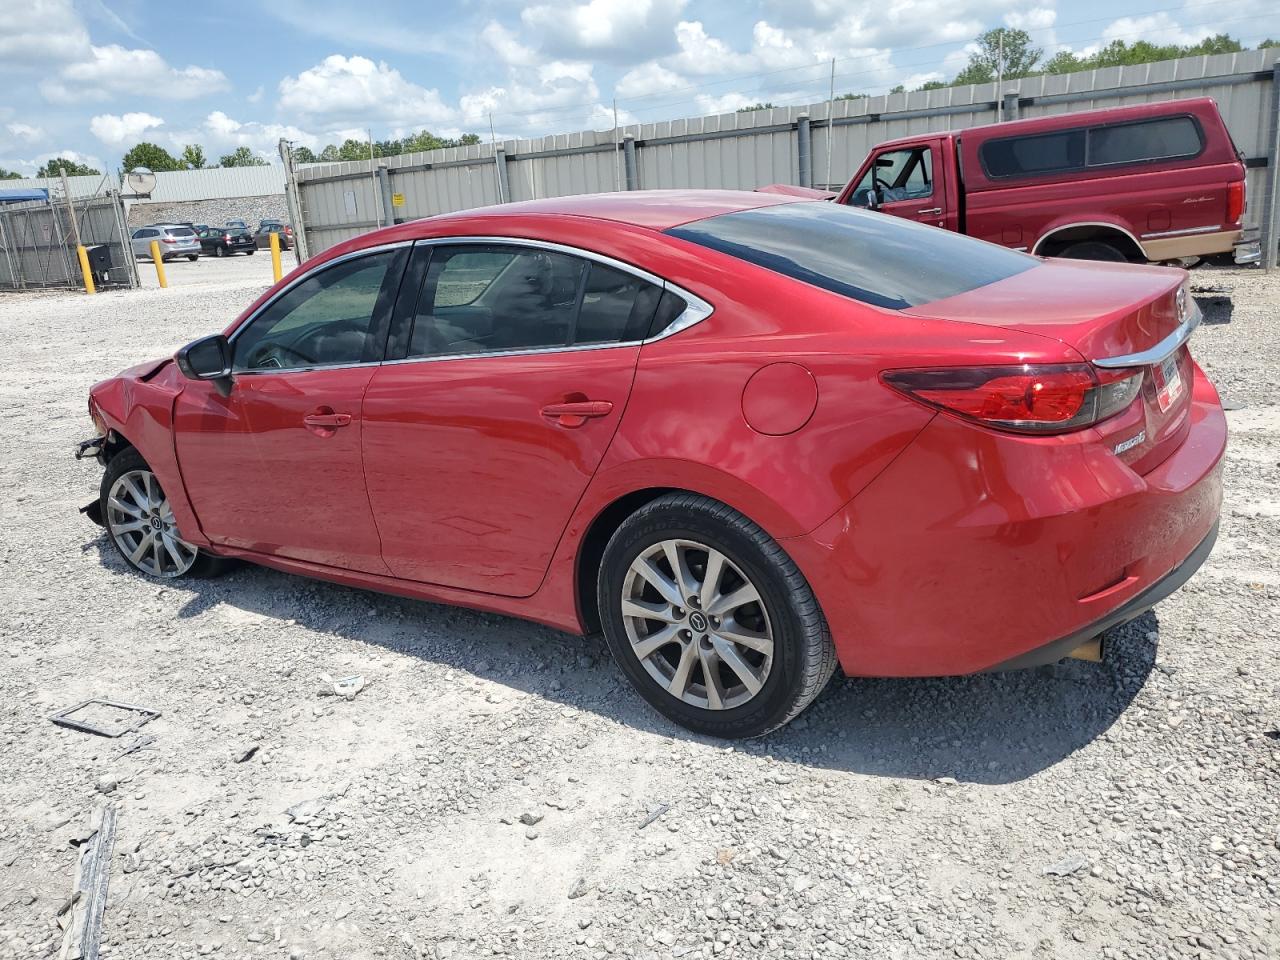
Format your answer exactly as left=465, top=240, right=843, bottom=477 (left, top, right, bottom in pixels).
left=126, top=194, right=288, bottom=230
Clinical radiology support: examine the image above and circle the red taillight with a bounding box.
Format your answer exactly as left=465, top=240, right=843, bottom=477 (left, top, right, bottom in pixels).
left=1226, top=180, right=1245, bottom=224
left=223, top=234, right=231, bottom=242
left=882, top=364, right=1143, bottom=434
left=284, top=226, right=293, bottom=235
left=162, top=237, right=176, bottom=243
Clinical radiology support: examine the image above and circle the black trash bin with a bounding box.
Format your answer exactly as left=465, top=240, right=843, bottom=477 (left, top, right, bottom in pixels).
left=83, top=244, right=113, bottom=285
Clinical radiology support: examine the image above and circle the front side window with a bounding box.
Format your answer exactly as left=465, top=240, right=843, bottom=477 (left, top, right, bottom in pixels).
left=847, top=147, right=933, bottom=207
left=667, top=201, right=1035, bottom=310
left=232, top=250, right=403, bottom=372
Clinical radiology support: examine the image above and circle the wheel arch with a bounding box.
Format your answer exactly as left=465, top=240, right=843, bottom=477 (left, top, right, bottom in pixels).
left=1032, top=221, right=1147, bottom=261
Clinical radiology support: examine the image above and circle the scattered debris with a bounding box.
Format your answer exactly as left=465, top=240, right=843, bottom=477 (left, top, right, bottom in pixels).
left=236, top=745, right=260, bottom=764
left=637, top=803, right=670, bottom=831
left=93, top=777, right=118, bottom=795
left=567, top=878, right=591, bottom=900
left=57, top=804, right=117, bottom=960
left=117, top=734, right=155, bottom=758
left=49, top=700, right=160, bottom=739
left=518, top=812, right=544, bottom=827
left=1264, top=729, right=1279, bottom=741
left=715, top=848, right=737, bottom=865
left=318, top=674, right=367, bottom=700
left=1043, top=854, right=1088, bottom=877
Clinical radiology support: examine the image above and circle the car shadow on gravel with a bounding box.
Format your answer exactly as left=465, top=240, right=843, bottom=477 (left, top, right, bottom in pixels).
left=86, top=535, right=1158, bottom=786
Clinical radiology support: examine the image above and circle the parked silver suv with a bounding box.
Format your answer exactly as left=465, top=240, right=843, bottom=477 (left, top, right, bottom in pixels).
left=130, top=224, right=201, bottom=262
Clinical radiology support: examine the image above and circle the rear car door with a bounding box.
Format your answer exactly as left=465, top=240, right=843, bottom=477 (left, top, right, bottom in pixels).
left=846, top=141, right=949, bottom=229
left=361, top=241, right=661, bottom=596
left=173, top=245, right=410, bottom=572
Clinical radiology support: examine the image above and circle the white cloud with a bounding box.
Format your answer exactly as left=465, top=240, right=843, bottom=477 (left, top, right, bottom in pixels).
left=482, top=21, right=539, bottom=68
left=669, top=21, right=749, bottom=75
left=616, top=62, right=687, bottom=98
left=6, top=123, right=45, bottom=143
left=694, top=92, right=759, bottom=115
left=278, top=55, right=454, bottom=125
left=42, top=45, right=229, bottom=103
left=89, top=112, right=165, bottom=146
left=522, top=0, right=686, bottom=61
left=247, top=85, right=265, bottom=104
left=0, top=0, right=91, bottom=67
left=1099, top=13, right=1212, bottom=49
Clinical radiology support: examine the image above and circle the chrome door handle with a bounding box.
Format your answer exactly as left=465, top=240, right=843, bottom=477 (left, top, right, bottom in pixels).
left=303, top=413, right=352, bottom=428
left=917, top=207, right=942, bottom=215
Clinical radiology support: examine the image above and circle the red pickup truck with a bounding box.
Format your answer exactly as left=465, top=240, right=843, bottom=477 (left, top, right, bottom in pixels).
left=782, top=98, right=1258, bottom=265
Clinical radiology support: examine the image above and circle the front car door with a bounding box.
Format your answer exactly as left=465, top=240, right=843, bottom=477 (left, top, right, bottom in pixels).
left=361, top=241, right=668, bottom=597
left=173, top=244, right=410, bottom=572
left=846, top=142, right=948, bottom=229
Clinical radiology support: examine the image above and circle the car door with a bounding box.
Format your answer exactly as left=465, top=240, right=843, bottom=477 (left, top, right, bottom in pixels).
left=173, top=245, right=410, bottom=573
left=847, top=142, right=949, bottom=229
left=131, top=228, right=155, bottom=258
left=361, top=241, right=661, bottom=596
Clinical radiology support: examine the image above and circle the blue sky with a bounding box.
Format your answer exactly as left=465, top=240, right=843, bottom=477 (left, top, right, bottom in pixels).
left=1, top=0, right=1276, bottom=175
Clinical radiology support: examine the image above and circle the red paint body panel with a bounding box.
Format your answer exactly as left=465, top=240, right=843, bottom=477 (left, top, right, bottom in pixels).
left=361, top=345, right=640, bottom=596
left=85, top=189, right=1227, bottom=679
left=835, top=98, right=1246, bottom=259
left=172, top=369, right=390, bottom=573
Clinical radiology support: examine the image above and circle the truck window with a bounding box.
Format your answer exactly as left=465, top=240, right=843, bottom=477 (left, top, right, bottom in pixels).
left=1087, top=117, right=1202, bottom=166
left=666, top=201, right=1034, bottom=311
left=980, top=115, right=1203, bottom=179
left=847, top=146, right=933, bottom=207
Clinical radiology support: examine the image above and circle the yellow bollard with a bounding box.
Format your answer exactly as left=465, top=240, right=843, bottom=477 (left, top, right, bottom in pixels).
left=75, top=244, right=95, bottom=294
left=269, top=231, right=282, bottom=283
left=149, top=240, right=167, bottom=288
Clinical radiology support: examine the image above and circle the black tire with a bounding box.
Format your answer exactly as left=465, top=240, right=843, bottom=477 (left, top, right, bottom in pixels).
left=186, top=254, right=198, bottom=262
left=1056, top=240, right=1129, bottom=262
left=214, top=245, right=226, bottom=258
left=246, top=249, right=255, bottom=256
left=99, top=448, right=232, bottom=579
left=598, top=493, right=836, bottom=738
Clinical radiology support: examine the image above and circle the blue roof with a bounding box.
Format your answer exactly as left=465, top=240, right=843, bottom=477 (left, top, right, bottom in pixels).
left=0, top=187, right=49, bottom=203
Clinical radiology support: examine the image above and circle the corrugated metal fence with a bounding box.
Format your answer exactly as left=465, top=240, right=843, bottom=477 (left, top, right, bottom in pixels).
left=0, top=192, right=138, bottom=291
left=3, top=165, right=285, bottom=202
left=292, top=48, right=1280, bottom=267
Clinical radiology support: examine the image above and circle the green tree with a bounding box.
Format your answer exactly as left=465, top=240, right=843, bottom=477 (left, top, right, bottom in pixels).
left=918, top=79, right=947, bottom=91
left=954, top=28, right=1042, bottom=85
left=1260, top=39, right=1278, bottom=49
left=1046, top=34, right=1245, bottom=74
left=219, top=146, right=268, bottom=167
left=735, top=102, right=777, bottom=112
left=180, top=144, right=207, bottom=169
left=36, top=156, right=101, bottom=177
left=0, top=167, right=23, bottom=180
left=121, top=142, right=181, bottom=172
left=888, top=84, right=905, bottom=94
left=836, top=91, right=868, bottom=100
left=292, top=145, right=318, bottom=164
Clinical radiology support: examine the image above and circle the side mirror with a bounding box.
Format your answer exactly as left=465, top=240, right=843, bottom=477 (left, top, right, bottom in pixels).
left=865, top=188, right=880, bottom=210
left=176, top=334, right=232, bottom=382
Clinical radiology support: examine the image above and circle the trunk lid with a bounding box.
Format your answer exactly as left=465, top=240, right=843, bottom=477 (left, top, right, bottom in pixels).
left=902, top=258, right=1198, bottom=473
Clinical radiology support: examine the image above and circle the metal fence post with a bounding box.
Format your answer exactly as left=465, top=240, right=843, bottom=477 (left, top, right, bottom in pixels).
left=1262, top=62, right=1280, bottom=272
left=376, top=165, right=396, bottom=225
left=797, top=115, right=812, bottom=187
left=623, top=137, right=638, bottom=190
left=494, top=147, right=511, bottom=203
left=1002, top=92, right=1020, bottom=122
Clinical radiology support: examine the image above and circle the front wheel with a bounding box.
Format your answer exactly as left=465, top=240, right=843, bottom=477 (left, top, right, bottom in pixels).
left=186, top=254, right=198, bottom=262
left=100, top=449, right=230, bottom=579
left=598, top=494, right=836, bottom=738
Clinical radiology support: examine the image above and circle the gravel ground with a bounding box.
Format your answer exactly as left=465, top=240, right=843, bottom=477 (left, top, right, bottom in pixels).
left=0, top=255, right=1276, bottom=960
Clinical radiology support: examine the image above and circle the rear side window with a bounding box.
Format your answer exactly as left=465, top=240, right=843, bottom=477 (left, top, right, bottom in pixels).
left=169, top=227, right=195, bottom=237
left=575, top=263, right=662, bottom=345
left=981, top=115, right=1203, bottom=179
left=668, top=202, right=1034, bottom=310
left=1088, top=117, right=1203, bottom=166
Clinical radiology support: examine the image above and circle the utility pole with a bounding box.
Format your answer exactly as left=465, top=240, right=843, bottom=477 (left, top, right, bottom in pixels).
left=996, top=30, right=1005, bottom=121
left=824, top=57, right=836, bottom=190
left=61, top=167, right=94, bottom=294
left=368, top=129, right=380, bottom=228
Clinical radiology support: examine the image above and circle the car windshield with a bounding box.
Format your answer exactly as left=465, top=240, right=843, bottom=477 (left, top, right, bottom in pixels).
left=665, top=201, right=1036, bottom=310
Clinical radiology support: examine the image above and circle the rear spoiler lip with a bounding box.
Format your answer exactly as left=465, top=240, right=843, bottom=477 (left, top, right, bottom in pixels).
left=1093, top=296, right=1201, bottom=369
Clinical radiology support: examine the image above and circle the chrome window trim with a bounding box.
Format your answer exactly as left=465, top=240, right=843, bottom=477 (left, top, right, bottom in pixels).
left=1094, top=296, right=1201, bottom=369
left=225, top=235, right=713, bottom=375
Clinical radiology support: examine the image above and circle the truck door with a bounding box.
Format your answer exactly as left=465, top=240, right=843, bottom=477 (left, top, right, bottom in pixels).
left=843, top=141, right=951, bottom=231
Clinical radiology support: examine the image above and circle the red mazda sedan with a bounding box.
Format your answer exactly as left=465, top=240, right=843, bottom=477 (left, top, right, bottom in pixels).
left=79, top=190, right=1225, bottom=738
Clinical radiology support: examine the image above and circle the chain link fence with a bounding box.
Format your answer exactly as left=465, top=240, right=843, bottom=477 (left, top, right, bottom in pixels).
left=0, top=192, right=139, bottom=292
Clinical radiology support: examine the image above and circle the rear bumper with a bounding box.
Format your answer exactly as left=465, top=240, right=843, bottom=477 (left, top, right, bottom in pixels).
left=1141, top=228, right=1237, bottom=261
left=786, top=368, right=1226, bottom=677
left=1233, top=227, right=1261, bottom=265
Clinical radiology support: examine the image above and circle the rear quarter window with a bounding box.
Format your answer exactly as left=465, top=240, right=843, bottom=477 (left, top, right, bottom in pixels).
left=980, top=115, right=1204, bottom=179
left=665, top=202, right=1035, bottom=310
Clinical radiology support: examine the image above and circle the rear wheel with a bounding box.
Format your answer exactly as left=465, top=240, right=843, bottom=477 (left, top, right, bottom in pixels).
left=1057, top=240, right=1129, bottom=262
left=598, top=494, right=836, bottom=738
left=100, top=448, right=230, bottom=579
left=214, top=245, right=226, bottom=258
left=186, top=254, right=198, bottom=262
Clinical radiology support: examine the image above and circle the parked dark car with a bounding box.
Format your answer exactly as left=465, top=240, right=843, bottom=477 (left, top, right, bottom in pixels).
left=255, top=221, right=294, bottom=250
left=226, top=219, right=249, bottom=231
left=196, top=226, right=256, bottom=258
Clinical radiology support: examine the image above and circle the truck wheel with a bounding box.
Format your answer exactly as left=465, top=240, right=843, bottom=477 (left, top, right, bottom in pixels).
left=1057, top=241, right=1128, bottom=262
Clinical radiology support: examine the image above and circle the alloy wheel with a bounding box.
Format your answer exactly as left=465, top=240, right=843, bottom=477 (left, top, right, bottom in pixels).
left=106, top=469, right=198, bottom=578
left=621, top=538, right=774, bottom=710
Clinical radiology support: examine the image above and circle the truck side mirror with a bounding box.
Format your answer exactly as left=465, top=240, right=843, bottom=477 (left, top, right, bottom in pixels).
left=866, top=188, right=880, bottom=210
